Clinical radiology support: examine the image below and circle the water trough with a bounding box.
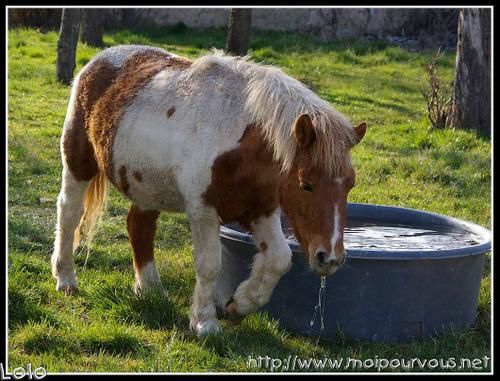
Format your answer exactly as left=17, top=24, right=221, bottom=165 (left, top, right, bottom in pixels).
left=216, top=203, right=491, bottom=342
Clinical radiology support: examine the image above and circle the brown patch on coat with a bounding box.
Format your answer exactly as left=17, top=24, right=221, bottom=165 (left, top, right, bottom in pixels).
left=88, top=50, right=192, bottom=187
left=202, top=124, right=281, bottom=230
left=62, top=59, right=118, bottom=181
left=133, top=171, right=143, bottom=182
left=166, top=106, right=176, bottom=118
left=260, top=242, right=268, bottom=252
left=127, top=204, right=160, bottom=272
left=119, top=166, right=130, bottom=195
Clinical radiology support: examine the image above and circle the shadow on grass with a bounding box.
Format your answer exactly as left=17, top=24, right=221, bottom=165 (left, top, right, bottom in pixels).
left=481, top=253, right=491, bottom=277
left=73, top=245, right=132, bottom=272
left=16, top=320, right=152, bottom=357
left=194, top=313, right=310, bottom=363
left=84, top=283, right=189, bottom=331
left=104, top=26, right=395, bottom=57
left=19, top=325, right=73, bottom=355
left=323, top=93, right=419, bottom=118
left=8, top=287, right=60, bottom=330
left=77, top=328, right=150, bottom=357
left=105, top=26, right=226, bottom=52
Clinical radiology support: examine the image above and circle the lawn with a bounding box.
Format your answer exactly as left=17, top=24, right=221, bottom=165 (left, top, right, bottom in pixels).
left=7, top=26, right=491, bottom=373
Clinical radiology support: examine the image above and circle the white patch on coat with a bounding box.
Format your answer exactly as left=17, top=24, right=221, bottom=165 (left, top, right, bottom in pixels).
left=111, top=57, right=249, bottom=212
left=331, top=205, right=341, bottom=252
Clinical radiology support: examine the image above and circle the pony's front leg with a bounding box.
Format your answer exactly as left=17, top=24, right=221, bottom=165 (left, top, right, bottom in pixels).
left=225, top=209, right=292, bottom=324
left=188, top=207, right=222, bottom=336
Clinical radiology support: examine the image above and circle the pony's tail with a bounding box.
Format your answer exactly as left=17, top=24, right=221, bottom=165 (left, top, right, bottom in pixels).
left=73, top=171, right=109, bottom=252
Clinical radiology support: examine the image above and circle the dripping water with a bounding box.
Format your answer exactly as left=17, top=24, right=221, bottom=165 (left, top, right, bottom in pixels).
left=310, top=275, right=327, bottom=344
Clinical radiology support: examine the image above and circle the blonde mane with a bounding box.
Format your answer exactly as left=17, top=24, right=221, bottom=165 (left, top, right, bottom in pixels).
left=189, top=50, right=359, bottom=177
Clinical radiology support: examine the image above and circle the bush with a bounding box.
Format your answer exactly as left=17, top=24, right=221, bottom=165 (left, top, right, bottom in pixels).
left=419, top=49, right=453, bottom=130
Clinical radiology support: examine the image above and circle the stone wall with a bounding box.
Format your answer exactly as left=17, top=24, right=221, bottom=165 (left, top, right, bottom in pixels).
left=103, top=8, right=454, bottom=40
left=9, top=7, right=458, bottom=43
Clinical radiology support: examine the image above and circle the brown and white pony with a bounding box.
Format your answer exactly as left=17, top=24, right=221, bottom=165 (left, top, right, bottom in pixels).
left=51, top=45, right=367, bottom=336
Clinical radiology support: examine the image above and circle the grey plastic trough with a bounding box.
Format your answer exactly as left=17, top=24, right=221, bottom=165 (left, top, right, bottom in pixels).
left=215, top=203, right=491, bottom=342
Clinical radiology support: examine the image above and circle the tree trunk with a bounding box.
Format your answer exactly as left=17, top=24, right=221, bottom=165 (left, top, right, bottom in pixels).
left=447, top=8, right=491, bottom=136
left=56, top=8, right=81, bottom=85
left=80, top=8, right=104, bottom=47
left=225, top=9, right=252, bottom=56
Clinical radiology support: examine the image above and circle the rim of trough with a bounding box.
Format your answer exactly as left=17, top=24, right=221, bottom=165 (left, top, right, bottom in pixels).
left=219, top=203, right=492, bottom=261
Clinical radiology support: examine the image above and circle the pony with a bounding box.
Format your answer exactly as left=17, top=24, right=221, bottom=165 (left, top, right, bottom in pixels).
left=51, top=45, right=367, bottom=336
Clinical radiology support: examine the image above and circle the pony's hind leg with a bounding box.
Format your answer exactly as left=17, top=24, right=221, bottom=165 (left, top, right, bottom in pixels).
left=127, top=204, right=162, bottom=293
left=188, top=206, right=222, bottom=336
left=52, top=65, right=103, bottom=292
left=225, top=209, right=292, bottom=324
left=51, top=168, right=91, bottom=292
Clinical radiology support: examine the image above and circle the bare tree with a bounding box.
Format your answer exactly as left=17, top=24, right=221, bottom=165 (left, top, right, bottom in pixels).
left=80, top=8, right=104, bottom=47
left=447, top=8, right=491, bottom=136
left=225, top=9, right=252, bottom=56
left=56, top=8, right=81, bottom=85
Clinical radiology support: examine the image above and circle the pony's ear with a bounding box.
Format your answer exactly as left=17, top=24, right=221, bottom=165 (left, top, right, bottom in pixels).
left=294, top=114, right=316, bottom=148
left=354, top=122, right=367, bottom=144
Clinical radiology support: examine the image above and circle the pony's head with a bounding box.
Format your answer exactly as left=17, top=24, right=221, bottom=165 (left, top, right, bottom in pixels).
left=280, top=114, right=367, bottom=276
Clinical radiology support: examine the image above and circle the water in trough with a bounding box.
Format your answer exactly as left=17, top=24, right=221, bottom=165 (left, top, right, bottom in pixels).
left=283, top=218, right=482, bottom=251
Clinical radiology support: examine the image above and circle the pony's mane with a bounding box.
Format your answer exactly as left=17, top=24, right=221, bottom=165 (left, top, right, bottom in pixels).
left=190, top=50, right=359, bottom=177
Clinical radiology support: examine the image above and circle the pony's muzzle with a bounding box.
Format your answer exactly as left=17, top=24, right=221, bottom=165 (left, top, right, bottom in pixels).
left=312, top=249, right=345, bottom=276
left=315, top=250, right=345, bottom=266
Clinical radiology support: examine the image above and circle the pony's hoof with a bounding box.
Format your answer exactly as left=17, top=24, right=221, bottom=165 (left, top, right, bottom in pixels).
left=193, top=318, right=221, bottom=337
left=224, top=301, right=245, bottom=326
left=55, top=277, right=78, bottom=295
left=133, top=282, right=165, bottom=297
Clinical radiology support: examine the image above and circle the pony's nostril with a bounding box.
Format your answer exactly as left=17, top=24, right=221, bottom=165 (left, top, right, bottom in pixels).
left=315, top=251, right=327, bottom=265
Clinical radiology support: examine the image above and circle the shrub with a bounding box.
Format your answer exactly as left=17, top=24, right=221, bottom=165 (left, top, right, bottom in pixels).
left=419, top=49, right=453, bottom=130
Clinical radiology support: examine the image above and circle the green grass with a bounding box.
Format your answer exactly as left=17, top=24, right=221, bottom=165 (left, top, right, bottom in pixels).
left=8, top=26, right=491, bottom=373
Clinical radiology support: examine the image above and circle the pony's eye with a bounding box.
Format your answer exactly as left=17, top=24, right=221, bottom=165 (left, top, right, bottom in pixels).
left=300, top=182, right=313, bottom=192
